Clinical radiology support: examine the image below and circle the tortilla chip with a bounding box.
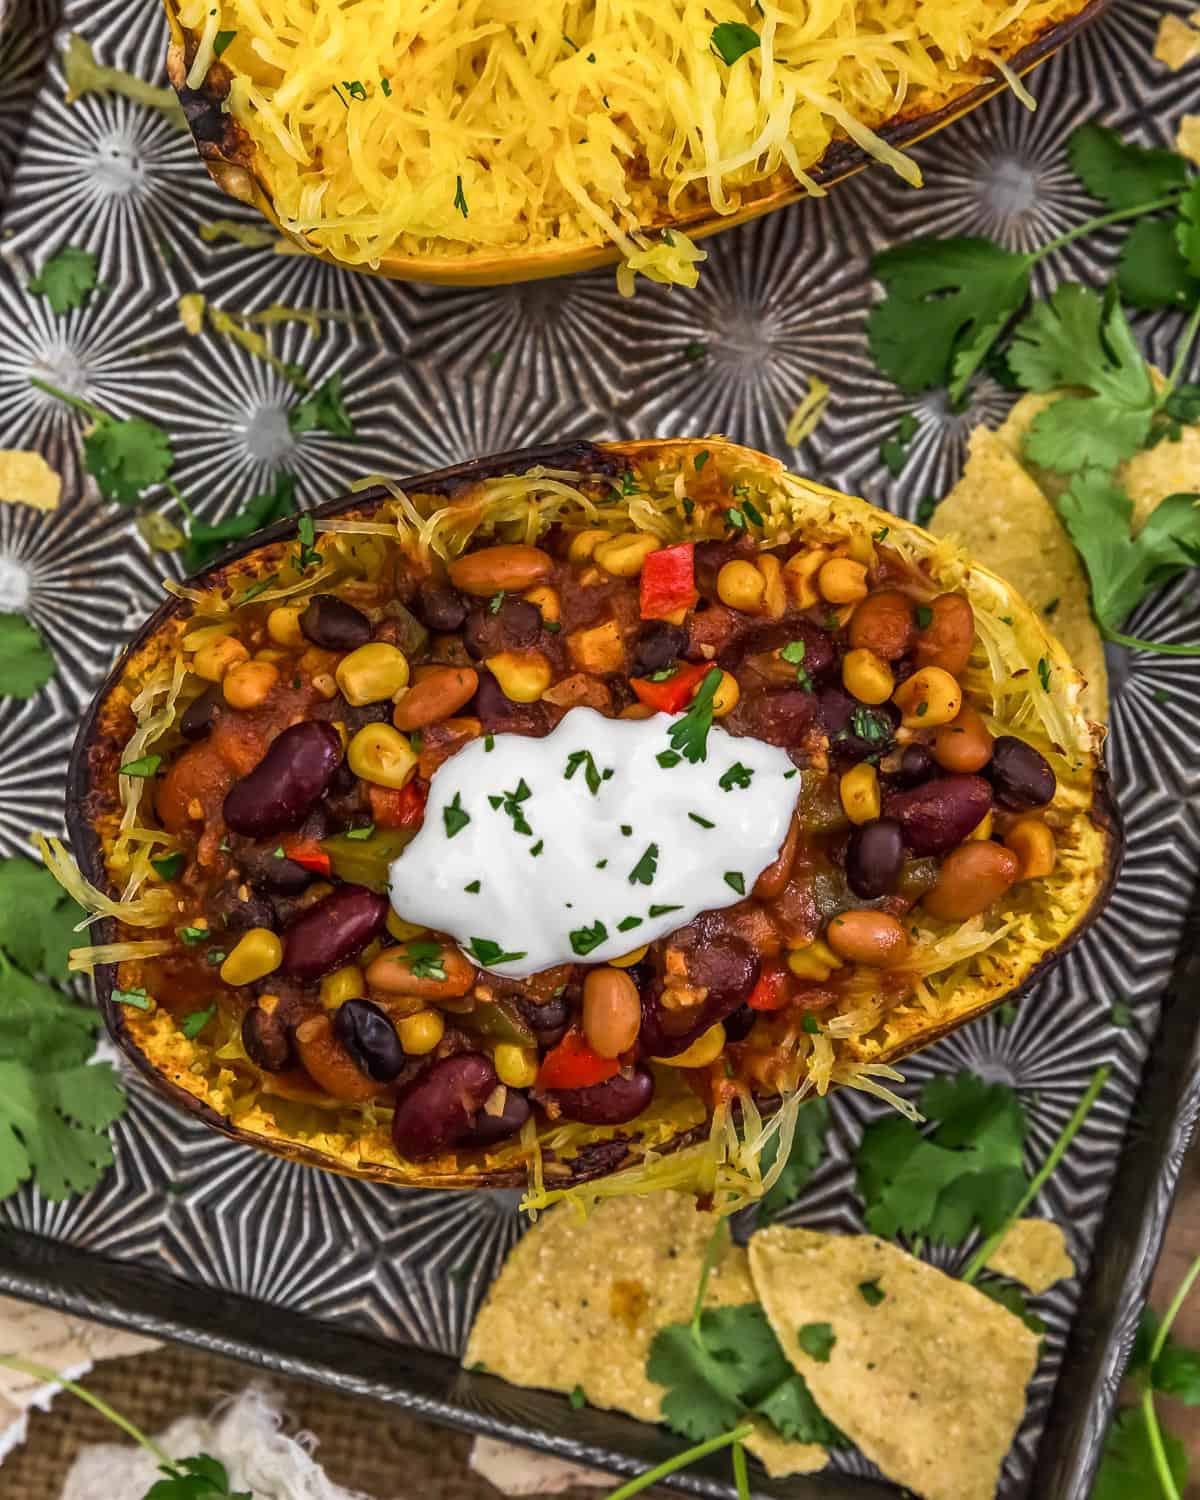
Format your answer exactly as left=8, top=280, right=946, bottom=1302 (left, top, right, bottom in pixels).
left=1176, top=115, right=1200, bottom=167
left=1155, top=12, right=1200, bottom=70
left=985, top=1217, right=1074, bottom=1294
left=931, top=426, right=1107, bottom=721
left=749, top=1227, right=1038, bottom=1500
left=465, top=1193, right=825, bottom=1476
left=0, top=451, right=61, bottom=511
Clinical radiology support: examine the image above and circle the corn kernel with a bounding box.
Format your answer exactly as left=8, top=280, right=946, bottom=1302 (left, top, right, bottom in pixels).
left=311, top=672, right=339, bottom=700
left=842, top=648, right=894, bottom=706
left=717, top=560, right=766, bottom=613
left=347, top=723, right=418, bottom=789
left=592, top=531, right=660, bottom=577
left=967, top=811, right=995, bottom=842
left=220, top=928, right=283, bottom=987
left=524, top=584, right=561, bottom=623
left=818, top=557, right=869, bottom=605
left=840, top=763, right=881, bottom=824
left=653, top=1022, right=726, bottom=1069
left=486, top=650, right=553, bottom=703
left=193, top=635, right=250, bottom=683
left=494, top=1043, right=539, bottom=1089
left=757, top=554, right=787, bottom=618
left=386, top=911, right=427, bottom=942
left=783, top=549, right=830, bottom=610
left=397, top=1009, right=445, bottom=1055
left=267, top=607, right=306, bottom=647
left=1004, top=817, right=1056, bottom=879
left=336, top=643, right=410, bottom=706
left=786, top=937, right=843, bottom=981
left=610, top=945, right=648, bottom=968
left=567, top=529, right=610, bottom=564
left=893, top=666, right=962, bottom=728
left=712, top=670, right=740, bottom=717
left=320, top=965, right=365, bottom=1010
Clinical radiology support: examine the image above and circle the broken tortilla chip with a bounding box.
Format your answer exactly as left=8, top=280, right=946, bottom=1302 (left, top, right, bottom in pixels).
left=749, top=1227, right=1038, bottom=1500
left=932, top=426, right=1107, bottom=722
left=0, top=451, right=61, bottom=511
left=985, top=1217, right=1075, bottom=1295
left=465, top=1193, right=825, bottom=1477
left=1176, top=114, right=1200, bottom=167
left=1155, top=11, right=1200, bottom=69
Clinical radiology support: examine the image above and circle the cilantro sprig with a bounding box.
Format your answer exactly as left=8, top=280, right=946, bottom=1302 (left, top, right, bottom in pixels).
left=666, top=668, right=722, bottom=763
left=27, top=245, right=99, bottom=315
left=30, top=377, right=174, bottom=506
left=0, top=614, right=55, bottom=700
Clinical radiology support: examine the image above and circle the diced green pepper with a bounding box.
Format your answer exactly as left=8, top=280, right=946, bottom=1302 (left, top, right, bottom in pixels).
left=321, top=828, right=416, bottom=891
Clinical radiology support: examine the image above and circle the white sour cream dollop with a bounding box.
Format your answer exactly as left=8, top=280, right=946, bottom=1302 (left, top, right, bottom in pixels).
left=388, top=707, right=796, bottom=979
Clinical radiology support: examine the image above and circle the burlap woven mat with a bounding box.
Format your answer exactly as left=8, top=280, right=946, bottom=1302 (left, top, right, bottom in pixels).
left=2, top=1341, right=537, bottom=1499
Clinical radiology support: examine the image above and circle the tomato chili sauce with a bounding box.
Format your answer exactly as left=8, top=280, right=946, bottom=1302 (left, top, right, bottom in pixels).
left=66, top=441, right=1111, bottom=1197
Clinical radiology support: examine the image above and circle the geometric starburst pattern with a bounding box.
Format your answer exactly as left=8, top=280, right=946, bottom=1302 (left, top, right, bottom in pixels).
left=1, top=0, right=1199, bottom=1496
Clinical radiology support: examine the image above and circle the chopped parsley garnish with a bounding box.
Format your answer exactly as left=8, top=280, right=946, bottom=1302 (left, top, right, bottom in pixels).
left=873, top=527, right=890, bottom=543
left=710, top=20, right=760, bottom=64
left=858, top=1280, right=886, bottom=1307
left=120, top=754, right=162, bottom=778
left=289, top=374, right=355, bottom=438
left=344, top=823, right=375, bottom=841
left=343, top=78, right=367, bottom=99
left=797, top=1323, right=836, bottom=1363
left=684, top=340, right=707, bottom=362
left=1038, top=657, right=1052, bottom=692
left=724, top=871, right=746, bottom=895
left=492, top=779, right=533, bottom=836
left=404, top=942, right=447, bottom=982
left=628, top=843, right=659, bottom=886
left=569, top=1387, right=586, bottom=1410
left=784, top=768, right=798, bottom=779
left=381, top=78, right=392, bottom=96
left=915, top=701, right=929, bottom=717
left=294, top=514, right=321, bottom=571
left=657, top=750, right=682, bottom=768
left=694, top=450, right=710, bottom=470
left=648, top=904, right=683, bottom=918
left=665, top=667, right=722, bottom=763
left=112, top=987, right=152, bottom=1010
left=565, top=748, right=607, bottom=794
left=180, top=1004, right=216, bottom=1039
left=235, top=574, right=279, bottom=604
left=488, top=591, right=505, bottom=615
left=617, top=916, right=643, bottom=933
left=742, top=499, right=765, bottom=526
left=688, top=812, right=715, bottom=828
left=718, top=762, right=754, bottom=791
left=454, top=175, right=469, bottom=218
left=544, top=619, right=562, bottom=633
left=213, top=29, right=237, bottom=56
left=725, top=507, right=746, bottom=531
left=150, top=851, right=184, bottom=880
left=569, top=920, right=609, bottom=956
left=530, top=839, right=544, bottom=857
left=27, top=245, right=99, bottom=315
left=468, top=937, right=527, bottom=967
left=205, top=949, right=227, bottom=967
left=802, top=1014, right=821, bottom=1034
left=443, top=792, right=471, bottom=839
left=464, top=879, right=481, bottom=894
left=915, top=605, right=933, bottom=630
left=849, top=705, right=889, bottom=743
left=596, top=859, right=608, bottom=869
left=177, top=926, right=209, bottom=946
left=780, top=638, right=814, bottom=691
left=484, top=734, right=495, bottom=752
left=648, top=666, right=679, bottom=683
left=621, top=824, right=633, bottom=836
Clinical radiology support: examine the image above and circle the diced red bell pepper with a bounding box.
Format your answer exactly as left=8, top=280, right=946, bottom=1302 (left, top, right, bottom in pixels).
left=369, top=780, right=427, bottom=829
left=281, top=838, right=332, bottom=877
left=536, top=1027, right=620, bottom=1090
left=640, top=543, right=698, bottom=620
left=630, top=661, right=714, bottom=715
left=746, top=962, right=793, bottom=1012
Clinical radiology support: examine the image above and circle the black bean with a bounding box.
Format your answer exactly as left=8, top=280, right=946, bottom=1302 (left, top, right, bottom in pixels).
left=279, top=885, right=390, bottom=980
left=896, top=743, right=936, bottom=786
left=462, top=599, right=541, bottom=660
left=223, top=721, right=343, bottom=838
left=817, top=686, right=899, bottom=763
left=334, top=999, right=405, bottom=1082
left=242, top=1007, right=295, bottom=1072
left=210, top=885, right=276, bottom=933
left=514, top=992, right=572, bottom=1048
left=391, top=1053, right=501, bottom=1158
left=845, top=818, right=906, bottom=899
left=462, top=1087, right=532, bottom=1147
left=234, top=839, right=314, bottom=896
left=472, top=674, right=549, bottom=737
left=723, top=1004, right=756, bottom=1043
left=549, top=1066, right=655, bottom=1125
left=413, top=584, right=468, bottom=634
left=988, top=736, right=1057, bottom=811
left=180, top=686, right=221, bottom=741
left=300, top=594, right=372, bottom=651
left=728, top=688, right=816, bottom=748
left=633, top=621, right=688, bottom=675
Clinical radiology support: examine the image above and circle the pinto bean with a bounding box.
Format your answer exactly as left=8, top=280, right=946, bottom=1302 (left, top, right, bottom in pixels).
left=582, top=968, right=642, bottom=1058
left=448, top=545, right=553, bottom=597
left=548, top=1066, right=655, bottom=1125
left=848, top=589, right=914, bottom=661
left=279, top=885, right=390, bottom=980
left=883, top=775, right=993, bottom=857
left=392, top=667, right=479, bottom=730
left=365, top=943, right=475, bottom=1000
left=825, top=911, right=910, bottom=966
left=294, top=1012, right=381, bottom=1101
left=915, top=593, right=974, bottom=676
left=391, top=1052, right=507, bottom=1157
left=223, top=721, right=343, bottom=838
left=923, top=843, right=1020, bottom=921
left=933, top=704, right=993, bottom=774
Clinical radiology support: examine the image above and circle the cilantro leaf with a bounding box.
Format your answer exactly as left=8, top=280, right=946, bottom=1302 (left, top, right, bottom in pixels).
left=1177, top=179, right=1200, bottom=277
left=757, top=1097, right=829, bottom=1222
left=0, top=615, right=56, bottom=700
left=856, top=1071, right=1028, bottom=1247
left=974, top=1279, right=1046, bottom=1338
left=183, top=472, right=296, bottom=571
left=85, top=417, right=174, bottom=506
left=666, top=668, right=722, bottom=763
left=1153, top=1343, right=1200, bottom=1405
left=868, top=237, right=1031, bottom=399
left=1066, top=123, right=1190, bottom=210
left=1118, top=219, right=1200, bottom=310
left=289, top=373, right=355, bottom=437
left=145, top=1453, right=252, bottom=1499
left=755, top=1374, right=849, bottom=1448
left=710, top=22, right=759, bottom=64
left=0, top=1056, right=125, bottom=1201
left=0, top=859, right=85, bottom=980
left=27, top=245, right=99, bottom=315
left=1092, top=1407, right=1188, bottom=1500
left=796, top=1323, right=836, bottom=1362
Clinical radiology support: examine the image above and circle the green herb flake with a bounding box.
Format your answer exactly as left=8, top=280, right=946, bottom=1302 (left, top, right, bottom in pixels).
left=112, top=987, right=152, bottom=1011
left=565, top=749, right=606, bottom=795
left=484, top=734, right=496, bottom=752
left=1110, top=1000, right=1134, bottom=1028
left=464, top=879, right=481, bottom=894
left=120, top=754, right=162, bottom=778
left=797, top=1323, right=836, bottom=1362
left=718, top=761, right=753, bottom=792
left=488, top=591, right=505, bottom=615
left=180, top=1004, right=216, bottom=1039
left=657, top=750, right=682, bottom=768
left=1038, top=657, right=1051, bottom=692
left=666, top=668, right=722, bottom=763
left=648, top=903, right=683, bottom=918
left=568, top=1386, right=586, bottom=1410
left=530, top=839, right=544, bottom=857
left=858, top=1280, right=885, bottom=1307
left=150, top=851, right=185, bottom=881
left=617, top=915, right=643, bottom=933
left=569, top=920, right=609, bottom=957
left=404, top=942, right=447, bottom=982
left=213, top=29, right=237, bottom=56
left=710, top=20, right=760, bottom=64
left=802, top=1013, right=821, bottom=1035
left=454, top=175, right=469, bottom=218
left=344, top=823, right=376, bottom=841
left=176, top=926, right=209, bottom=946
left=723, top=871, right=745, bottom=895
left=27, top=246, right=99, bottom=315
left=288, top=373, right=355, bottom=439
left=915, top=605, right=933, bottom=630
left=688, top=811, right=715, bottom=828
left=468, top=937, right=527, bottom=967
left=443, top=792, right=471, bottom=839
left=628, top=844, right=659, bottom=886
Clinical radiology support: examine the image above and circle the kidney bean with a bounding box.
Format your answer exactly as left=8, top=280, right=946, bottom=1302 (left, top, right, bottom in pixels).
left=391, top=1052, right=502, bottom=1157
left=462, top=599, right=541, bottom=660
left=462, top=1087, right=532, bottom=1147
left=300, top=594, right=372, bottom=651
left=449, top=544, right=553, bottom=597
left=817, top=686, right=899, bottom=762
left=633, top=620, right=689, bottom=675
left=915, top=593, right=975, bottom=676
left=728, top=688, right=816, bottom=749
left=223, top=721, right=343, bottom=838
left=895, top=743, right=936, bottom=786
left=883, top=774, right=993, bottom=857
left=923, top=843, right=1020, bottom=921
left=279, top=884, right=390, bottom=980
left=241, top=1006, right=295, bottom=1072
left=180, top=686, right=222, bottom=741
left=639, top=934, right=760, bottom=1057
left=548, top=1066, right=655, bottom=1125
left=988, top=736, right=1057, bottom=811
left=847, top=590, right=914, bottom=662
left=334, top=998, right=405, bottom=1082
left=845, top=817, right=905, bottom=899
left=414, top=584, right=469, bottom=633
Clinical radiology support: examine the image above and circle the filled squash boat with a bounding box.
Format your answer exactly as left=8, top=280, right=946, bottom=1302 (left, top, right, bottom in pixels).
left=55, top=440, right=1117, bottom=1204
left=162, top=0, right=1100, bottom=286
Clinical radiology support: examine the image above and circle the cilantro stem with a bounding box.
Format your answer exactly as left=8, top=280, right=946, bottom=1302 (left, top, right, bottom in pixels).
left=604, top=1424, right=755, bottom=1500
left=1032, top=195, right=1186, bottom=264
left=1159, top=298, right=1200, bottom=405
left=1102, top=626, right=1200, bottom=658
left=0, top=1355, right=174, bottom=1466
left=690, top=1219, right=728, bottom=1343
left=28, top=375, right=109, bottom=426
left=960, top=1063, right=1108, bottom=1284
left=731, top=1438, right=751, bottom=1500
left=1140, top=1253, right=1200, bottom=1500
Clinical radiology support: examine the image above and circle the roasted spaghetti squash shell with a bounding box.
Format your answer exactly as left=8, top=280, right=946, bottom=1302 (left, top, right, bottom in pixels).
left=160, top=1, right=1104, bottom=287
left=69, top=439, right=1119, bottom=1190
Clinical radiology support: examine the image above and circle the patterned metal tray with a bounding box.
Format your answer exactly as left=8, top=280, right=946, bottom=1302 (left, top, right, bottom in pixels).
left=1, top=1, right=1199, bottom=1495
